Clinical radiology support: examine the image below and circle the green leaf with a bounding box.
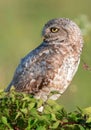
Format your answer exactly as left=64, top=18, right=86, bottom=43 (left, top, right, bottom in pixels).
left=26, top=118, right=38, bottom=129
left=20, top=108, right=28, bottom=114
left=78, top=125, right=85, bottom=130
left=22, top=96, right=31, bottom=101
left=1, top=116, right=8, bottom=125
left=50, top=113, right=57, bottom=121
left=44, top=104, right=53, bottom=113
left=73, top=124, right=85, bottom=130
left=1, top=116, right=13, bottom=130
left=68, top=112, right=78, bottom=122
left=15, top=111, right=22, bottom=120
left=36, top=126, right=46, bottom=130
left=86, top=117, right=91, bottom=123
left=50, top=121, right=60, bottom=129
left=83, top=107, right=91, bottom=115
left=37, top=99, right=43, bottom=108
left=28, top=102, right=35, bottom=110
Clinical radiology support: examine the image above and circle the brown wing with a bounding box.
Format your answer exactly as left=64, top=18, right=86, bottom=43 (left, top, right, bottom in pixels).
left=5, top=42, right=63, bottom=94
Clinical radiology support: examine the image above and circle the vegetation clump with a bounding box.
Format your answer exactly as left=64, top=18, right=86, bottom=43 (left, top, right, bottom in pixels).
left=0, top=90, right=91, bottom=130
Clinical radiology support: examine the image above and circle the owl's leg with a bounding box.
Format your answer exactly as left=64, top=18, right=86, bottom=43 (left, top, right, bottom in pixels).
left=37, top=106, right=44, bottom=112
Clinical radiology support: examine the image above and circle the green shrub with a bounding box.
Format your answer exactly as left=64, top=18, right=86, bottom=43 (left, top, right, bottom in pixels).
left=0, top=90, right=91, bottom=130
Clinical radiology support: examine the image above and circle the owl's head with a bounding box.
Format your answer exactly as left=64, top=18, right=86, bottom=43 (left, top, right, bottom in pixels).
left=42, top=18, right=83, bottom=46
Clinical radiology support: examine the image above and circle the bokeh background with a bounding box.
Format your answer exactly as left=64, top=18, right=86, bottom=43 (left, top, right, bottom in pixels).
left=0, top=0, right=91, bottom=111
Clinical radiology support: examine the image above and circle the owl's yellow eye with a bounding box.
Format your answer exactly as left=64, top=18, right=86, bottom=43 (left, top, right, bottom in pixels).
left=50, top=27, right=59, bottom=33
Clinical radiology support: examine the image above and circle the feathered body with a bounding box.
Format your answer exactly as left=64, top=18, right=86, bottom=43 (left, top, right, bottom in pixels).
left=5, top=18, right=83, bottom=101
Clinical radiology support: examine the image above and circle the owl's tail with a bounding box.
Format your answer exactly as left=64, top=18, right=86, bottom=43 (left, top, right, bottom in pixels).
left=4, top=82, right=13, bottom=92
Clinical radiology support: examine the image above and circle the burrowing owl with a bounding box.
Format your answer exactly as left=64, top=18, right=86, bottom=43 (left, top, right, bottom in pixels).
left=5, top=18, right=83, bottom=101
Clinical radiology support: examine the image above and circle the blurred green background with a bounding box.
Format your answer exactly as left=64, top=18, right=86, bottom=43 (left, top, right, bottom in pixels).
left=0, top=0, right=91, bottom=111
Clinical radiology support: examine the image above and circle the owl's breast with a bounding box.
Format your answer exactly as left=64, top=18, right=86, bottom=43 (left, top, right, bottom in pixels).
left=49, top=55, right=80, bottom=94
